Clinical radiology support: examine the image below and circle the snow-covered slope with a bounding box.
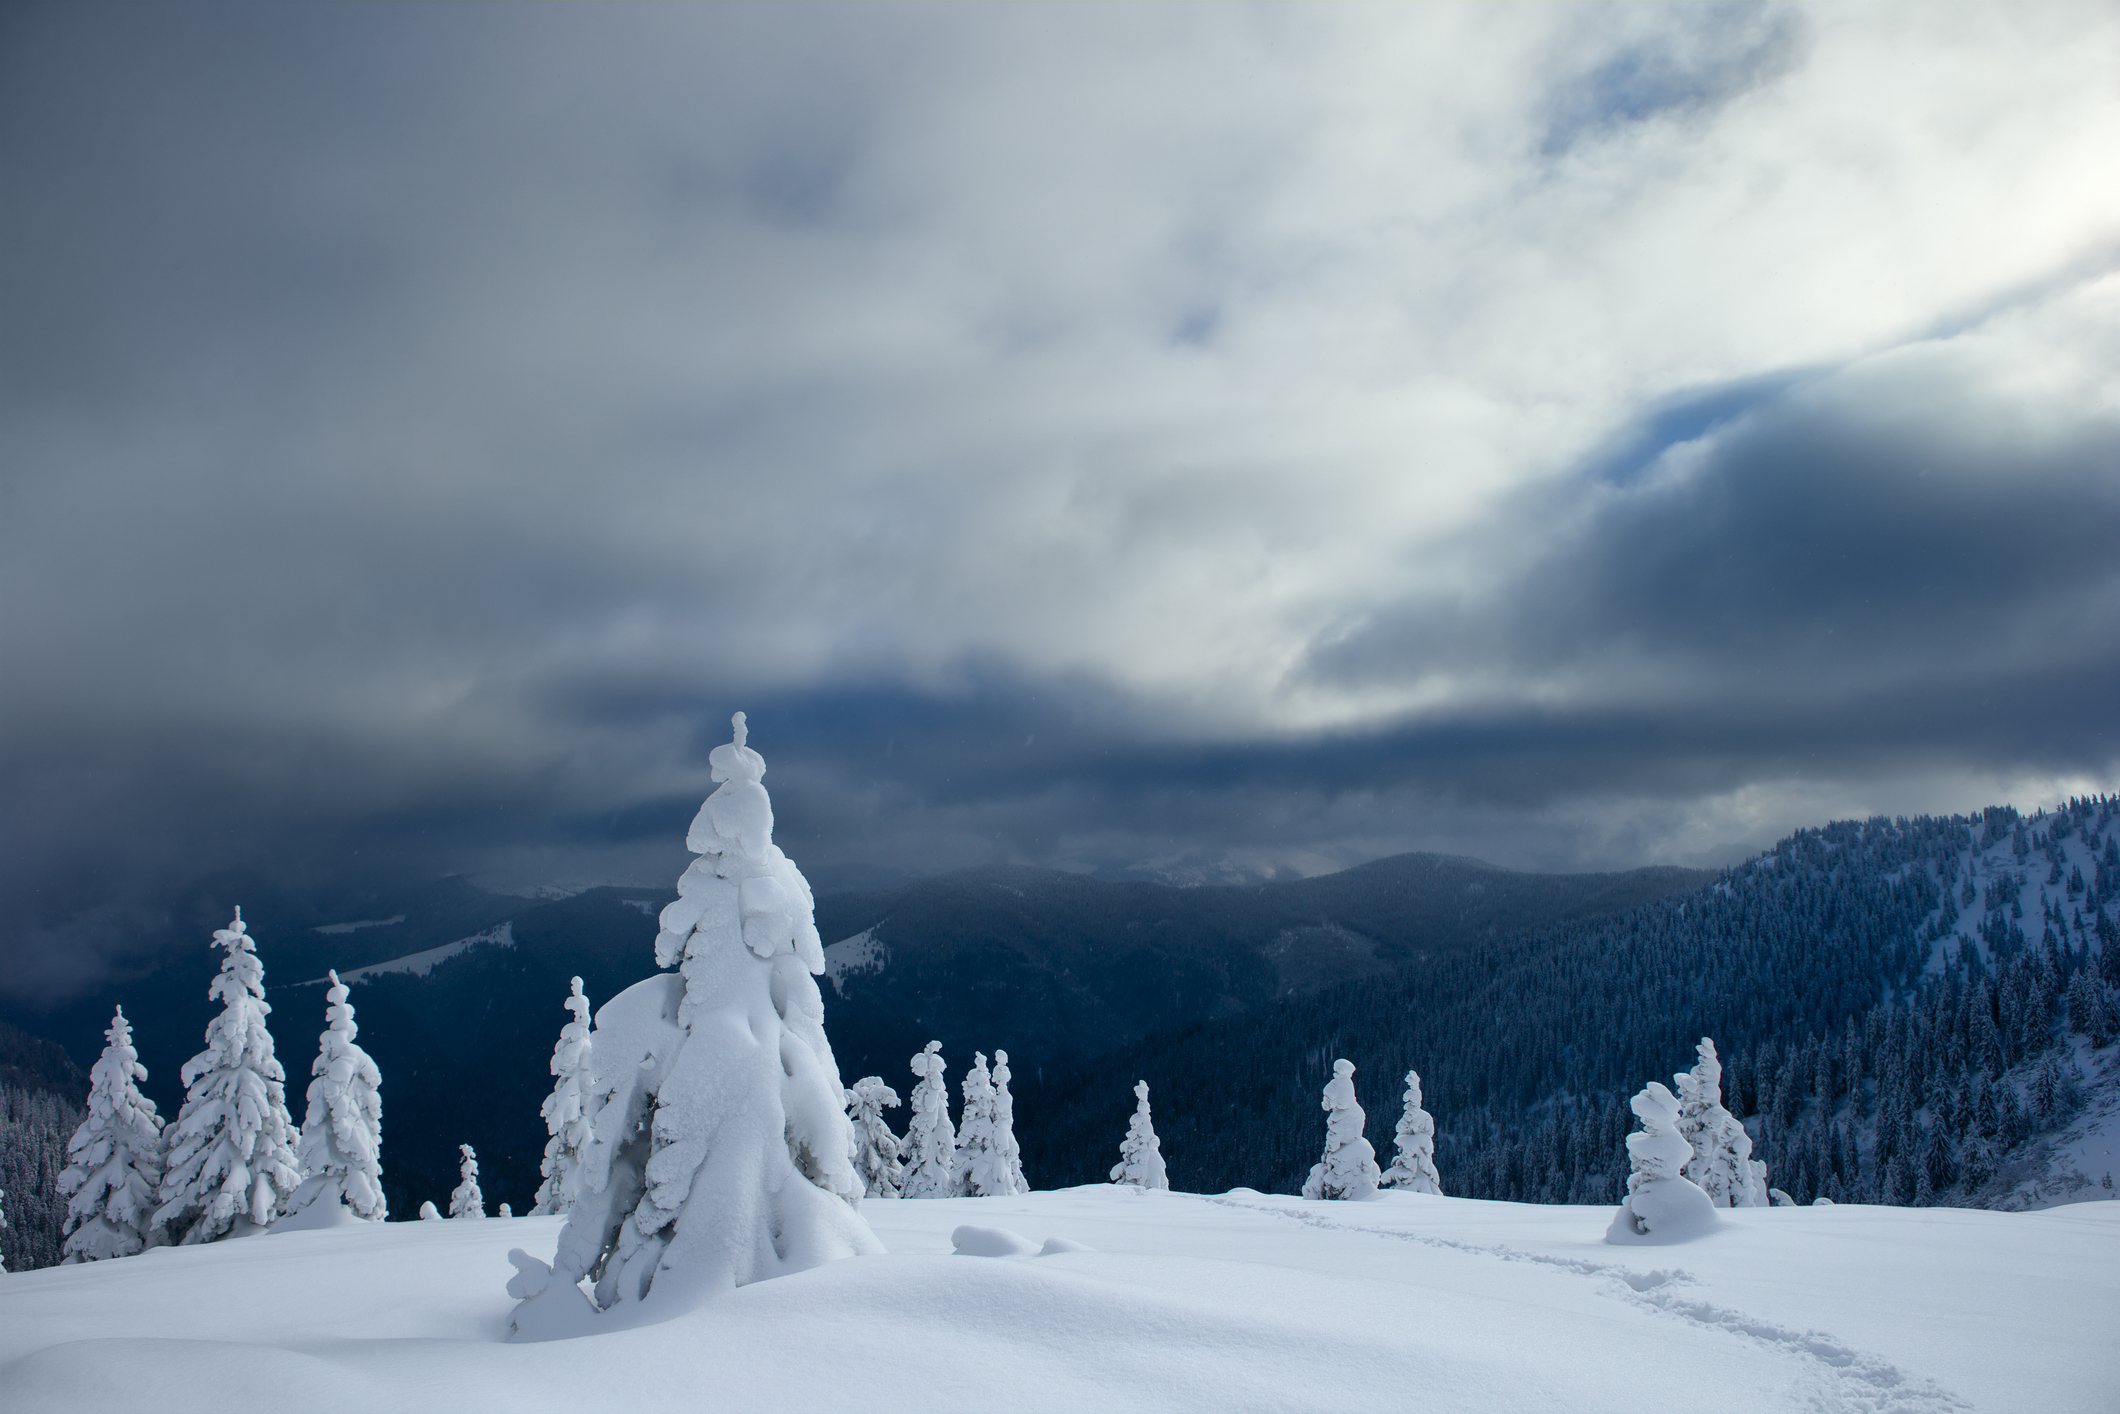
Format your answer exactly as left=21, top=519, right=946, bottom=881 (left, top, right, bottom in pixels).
left=2, top=1187, right=2112, bottom=1413
left=293, top=923, right=515, bottom=987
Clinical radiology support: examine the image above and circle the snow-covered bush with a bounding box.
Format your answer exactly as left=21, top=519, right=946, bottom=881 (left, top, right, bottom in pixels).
left=57, top=1007, right=165, bottom=1262
left=280, top=971, right=385, bottom=1228
left=154, top=909, right=302, bottom=1244
left=991, top=1049, right=1026, bottom=1195
left=505, top=713, right=878, bottom=1339
left=845, top=1076, right=904, bottom=1199
left=1673, top=1038, right=1768, bottom=1208
left=531, top=977, right=594, bottom=1216
left=418, top=1201, right=440, bottom=1221
left=1606, top=1081, right=1718, bottom=1244
left=450, top=1144, right=484, bottom=1219
left=1303, top=1059, right=1380, bottom=1201
left=1380, top=1068, right=1440, bottom=1195
left=1110, top=1080, right=1168, bottom=1190
left=900, top=1041, right=958, bottom=1199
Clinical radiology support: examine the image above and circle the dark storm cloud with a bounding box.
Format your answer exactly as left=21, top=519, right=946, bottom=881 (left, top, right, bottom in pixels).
left=3, top=4, right=2117, bottom=1004
left=1306, top=331, right=2120, bottom=779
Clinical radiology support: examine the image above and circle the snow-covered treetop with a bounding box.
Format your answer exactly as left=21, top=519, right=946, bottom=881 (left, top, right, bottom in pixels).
left=655, top=711, right=825, bottom=979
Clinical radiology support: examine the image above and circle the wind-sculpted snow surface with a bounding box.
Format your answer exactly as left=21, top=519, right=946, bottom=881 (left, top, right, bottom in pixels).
left=4, top=1188, right=2113, bottom=1413
left=507, top=714, right=878, bottom=1338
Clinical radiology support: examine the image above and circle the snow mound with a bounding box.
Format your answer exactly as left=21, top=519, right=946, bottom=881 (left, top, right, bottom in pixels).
left=951, top=1224, right=1040, bottom=1257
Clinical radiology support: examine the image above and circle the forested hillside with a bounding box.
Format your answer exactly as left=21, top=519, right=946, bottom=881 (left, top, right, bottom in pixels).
left=1019, top=800, right=2120, bottom=1211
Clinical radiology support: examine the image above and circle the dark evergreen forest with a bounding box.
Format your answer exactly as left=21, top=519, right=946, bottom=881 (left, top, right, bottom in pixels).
left=1017, top=799, right=2120, bottom=1209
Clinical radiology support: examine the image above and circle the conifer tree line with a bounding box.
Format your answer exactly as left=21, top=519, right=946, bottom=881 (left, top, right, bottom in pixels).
left=3, top=908, right=487, bottom=1269
left=1020, top=799, right=2120, bottom=1206
left=5, top=791, right=2114, bottom=1271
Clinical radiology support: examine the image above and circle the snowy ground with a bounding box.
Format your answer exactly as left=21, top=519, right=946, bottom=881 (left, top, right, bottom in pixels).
left=3, top=1188, right=2114, bottom=1413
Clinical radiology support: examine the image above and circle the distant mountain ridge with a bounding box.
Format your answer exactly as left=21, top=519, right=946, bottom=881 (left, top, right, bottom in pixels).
left=0, top=850, right=1707, bottom=1225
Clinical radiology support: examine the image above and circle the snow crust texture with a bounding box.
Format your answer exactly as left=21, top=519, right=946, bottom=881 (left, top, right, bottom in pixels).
left=6, top=1188, right=2114, bottom=1414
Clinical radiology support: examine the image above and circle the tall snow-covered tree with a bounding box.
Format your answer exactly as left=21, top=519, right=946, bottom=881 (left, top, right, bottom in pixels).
left=845, top=1076, right=904, bottom=1199
left=1607, top=1081, right=1717, bottom=1243
left=57, top=1007, right=165, bottom=1262
left=1110, top=1080, right=1168, bottom=1190
left=450, top=1144, right=485, bottom=1219
left=900, top=1041, right=958, bottom=1199
left=1674, top=1038, right=1768, bottom=1208
left=281, top=971, right=385, bottom=1227
left=1379, top=1068, right=1441, bottom=1194
left=991, top=1049, right=1027, bottom=1195
left=0, top=1184, right=9, bottom=1271
left=952, top=1052, right=1015, bottom=1196
left=505, top=713, right=878, bottom=1338
left=1303, top=1059, right=1380, bottom=1201
left=154, top=909, right=302, bottom=1244
left=531, top=977, right=594, bottom=1216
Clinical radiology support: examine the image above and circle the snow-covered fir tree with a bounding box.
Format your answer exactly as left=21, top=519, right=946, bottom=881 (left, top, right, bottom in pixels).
left=900, top=1041, right=958, bottom=1199
left=1379, top=1068, right=1441, bottom=1194
left=952, top=1052, right=1016, bottom=1196
left=991, top=1049, right=1027, bottom=1195
left=1607, top=1081, right=1717, bottom=1243
left=1303, top=1059, right=1381, bottom=1201
left=450, top=1144, right=485, bottom=1219
left=844, top=1076, right=904, bottom=1199
left=505, top=713, right=877, bottom=1337
left=1110, top=1080, right=1168, bottom=1190
left=531, top=977, right=594, bottom=1216
left=0, top=1184, right=8, bottom=1271
left=153, top=909, right=302, bottom=1244
left=1673, top=1037, right=1768, bottom=1208
left=56, top=1007, right=165, bottom=1262
left=281, top=971, right=385, bottom=1227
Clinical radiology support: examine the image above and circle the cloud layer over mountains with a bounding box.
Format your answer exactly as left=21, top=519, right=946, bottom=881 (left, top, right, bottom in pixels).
left=4, top=2, right=2117, bottom=1000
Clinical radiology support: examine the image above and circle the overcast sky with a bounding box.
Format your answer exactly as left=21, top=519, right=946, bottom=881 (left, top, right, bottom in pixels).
left=4, top=2, right=2117, bottom=1002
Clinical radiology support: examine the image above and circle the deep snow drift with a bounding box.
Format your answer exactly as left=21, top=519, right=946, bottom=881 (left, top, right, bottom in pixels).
left=2, top=1186, right=2113, bottom=1414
